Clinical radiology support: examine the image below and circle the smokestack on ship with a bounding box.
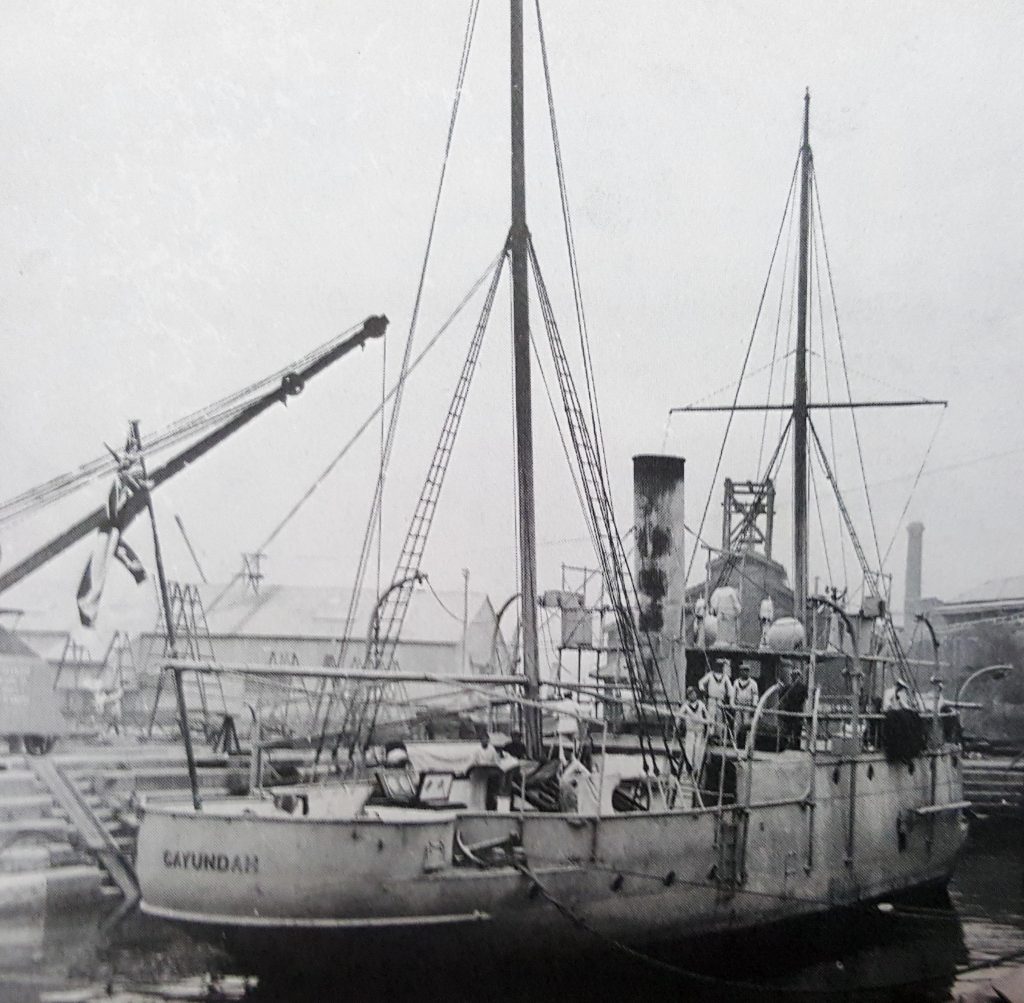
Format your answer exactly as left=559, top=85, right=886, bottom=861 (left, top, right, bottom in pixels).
left=633, top=454, right=686, bottom=702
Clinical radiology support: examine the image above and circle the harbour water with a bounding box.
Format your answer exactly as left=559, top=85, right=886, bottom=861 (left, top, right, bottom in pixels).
left=0, top=819, right=1019, bottom=1002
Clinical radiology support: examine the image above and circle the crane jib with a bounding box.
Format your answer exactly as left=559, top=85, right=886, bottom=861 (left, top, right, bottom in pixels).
left=0, top=314, right=388, bottom=596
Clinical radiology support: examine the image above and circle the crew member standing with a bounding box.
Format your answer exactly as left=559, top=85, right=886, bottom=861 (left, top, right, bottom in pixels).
left=699, top=659, right=734, bottom=744
left=550, top=690, right=580, bottom=762
left=679, top=686, right=710, bottom=776
left=778, top=663, right=808, bottom=750
left=732, top=663, right=760, bottom=749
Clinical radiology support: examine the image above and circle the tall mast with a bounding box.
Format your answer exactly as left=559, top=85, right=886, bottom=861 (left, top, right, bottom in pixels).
left=793, top=89, right=812, bottom=623
left=510, top=0, right=542, bottom=754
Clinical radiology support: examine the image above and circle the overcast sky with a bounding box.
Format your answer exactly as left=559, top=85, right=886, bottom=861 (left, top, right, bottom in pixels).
left=1, top=2, right=1022, bottom=643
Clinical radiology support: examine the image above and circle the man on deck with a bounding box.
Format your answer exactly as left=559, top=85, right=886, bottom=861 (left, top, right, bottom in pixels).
left=778, top=663, right=808, bottom=750
left=732, top=663, right=760, bottom=749
left=699, top=659, right=734, bottom=744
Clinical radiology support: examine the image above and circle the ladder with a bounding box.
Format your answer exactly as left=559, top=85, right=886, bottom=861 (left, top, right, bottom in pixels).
left=715, top=809, right=745, bottom=895
left=31, top=757, right=139, bottom=907
left=147, top=582, right=226, bottom=739
left=530, top=243, right=672, bottom=754
left=353, top=248, right=508, bottom=746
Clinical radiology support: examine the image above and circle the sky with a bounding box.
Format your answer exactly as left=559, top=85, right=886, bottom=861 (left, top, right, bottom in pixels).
left=1, top=1, right=1023, bottom=647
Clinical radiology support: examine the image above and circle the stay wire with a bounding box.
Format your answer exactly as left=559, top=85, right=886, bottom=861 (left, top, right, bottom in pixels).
left=0, top=320, right=365, bottom=527
left=331, top=0, right=480, bottom=694
left=684, top=153, right=800, bottom=586
left=811, top=164, right=885, bottom=585
left=813, top=216, right=849, bottom=591
left=776, top=230, right=800, bottom=447
left=529, top=243, right=663, bottom=770
left=205, top=250, right=504, bottom=617
left=426, top=577, right=463, bottom=622
left=534, top=0, right=610, bottom=494
left=757, top=179, right=798, bottom=478
left=809, top=449, right=834, bottom=586
left=331, top=0, right=483, bottom=713
left=708, top=419, right=792, bottom=600
left=880, top=406, right=947, bottom=569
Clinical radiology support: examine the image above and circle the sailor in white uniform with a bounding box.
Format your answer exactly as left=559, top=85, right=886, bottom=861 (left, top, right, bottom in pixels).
left=678, top=686, right=710, bottom=775
left=698, top=660, right=734, bottom=743
left=731, top=663, right=761, bottom=748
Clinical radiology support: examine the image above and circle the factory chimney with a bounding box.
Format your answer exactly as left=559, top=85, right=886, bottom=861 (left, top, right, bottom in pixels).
left=633, top=454, right=686, bottom=702
left=904, top=521, right=924, bottom=621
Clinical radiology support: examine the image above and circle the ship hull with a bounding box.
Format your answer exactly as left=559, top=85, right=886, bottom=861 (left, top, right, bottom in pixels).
left=136, top=747, right=967, bottom=973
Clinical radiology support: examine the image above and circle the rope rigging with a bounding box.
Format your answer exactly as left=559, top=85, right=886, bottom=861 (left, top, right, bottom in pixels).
left=312, top=246, right=507, bottom=764
left=757, top=180, right=799, bottom=479
left=811, top=164, right=886, bottom=599
left=533, top=0, right=611, bottom=496
left=204, top=250, right=506, bottom=616
left=706, top=418, right=793, bottom=601
left=812, top=213, right=849, bottom=591
left=683, top=152, right=801, bottom=587
left=0, top=320, right=366, bottom=529
left=348, top=242, right=508, bottom=754
left=530, top=240, right=678, bottom=775
left=324, top=0, right=481, bottom=701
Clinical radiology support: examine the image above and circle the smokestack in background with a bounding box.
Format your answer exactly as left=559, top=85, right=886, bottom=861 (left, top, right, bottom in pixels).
left=905, top=521, right=924, bottom=620
left=633, top=454, right=686, bottom=702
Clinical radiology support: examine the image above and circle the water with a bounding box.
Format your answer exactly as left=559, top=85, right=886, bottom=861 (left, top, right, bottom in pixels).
left=1, top=819, right=1020, bottom=1002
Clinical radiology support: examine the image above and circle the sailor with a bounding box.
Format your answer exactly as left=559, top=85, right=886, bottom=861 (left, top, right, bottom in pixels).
left=501, top=730, right=528, bottom=806
left=469, top=727, right=502, bottom=810
left=882, top=678, right=920, bottom=713
left=679, top=686, right=710, bottom=776
left=504, top=730, right=528, bottom=761
left=710, top=587, right=742, bottom=646
left=758, top=597, right=775, bottom=649
left=731, top=663, right=760, bottom=748
left=469, top=727, right=502, bottom=768
left=698, top=659, right=734, bottom=743
left=551, top=690, right=580, bottom=762
left=778, top=663, right=808, bottom=750
left=694, top=596, right=707, bottom=646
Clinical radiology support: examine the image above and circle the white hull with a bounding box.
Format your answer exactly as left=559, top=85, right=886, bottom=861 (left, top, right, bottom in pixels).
left=136, top=747, right=967, bottom=956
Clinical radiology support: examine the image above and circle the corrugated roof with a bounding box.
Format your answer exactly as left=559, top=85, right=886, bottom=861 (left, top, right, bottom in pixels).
left=196, top=581, right=492, bottom=645
left=953, top=576, right=1024, bottom=604
left=0, top=625, right=40, bottom=658
left=12, top=579, right=501, bottom=652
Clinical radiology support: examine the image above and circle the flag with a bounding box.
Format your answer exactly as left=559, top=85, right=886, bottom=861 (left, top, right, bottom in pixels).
left=77, top=456, right=148, bottom=627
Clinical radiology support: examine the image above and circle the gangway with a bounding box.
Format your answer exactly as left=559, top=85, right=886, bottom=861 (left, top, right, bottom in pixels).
left=30, top=756, right=139, bottom=907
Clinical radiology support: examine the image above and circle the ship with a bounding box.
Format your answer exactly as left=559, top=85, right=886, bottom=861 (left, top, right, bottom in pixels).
left=131, top=0, right=968, bottom=979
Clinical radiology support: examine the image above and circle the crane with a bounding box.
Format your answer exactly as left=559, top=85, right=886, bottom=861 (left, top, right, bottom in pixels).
left=0, top=314, right=387, bottom=595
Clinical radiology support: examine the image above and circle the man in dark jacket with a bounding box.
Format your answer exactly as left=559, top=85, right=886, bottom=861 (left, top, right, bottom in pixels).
left=778, top=663, right=808, bottom=750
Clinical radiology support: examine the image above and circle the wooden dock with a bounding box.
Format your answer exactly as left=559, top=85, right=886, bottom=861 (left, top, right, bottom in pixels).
left=963, top=755, right=1024, bottom=819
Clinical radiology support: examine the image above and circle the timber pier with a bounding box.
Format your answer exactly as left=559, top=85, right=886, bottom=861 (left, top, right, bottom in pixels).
left=963, top=755, right=1024, bottom=819
left=0, top=741, right=310, bottom=914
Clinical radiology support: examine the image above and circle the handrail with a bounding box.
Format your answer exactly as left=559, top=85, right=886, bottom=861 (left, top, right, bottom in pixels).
left=164, top=660, right=525, bottom=686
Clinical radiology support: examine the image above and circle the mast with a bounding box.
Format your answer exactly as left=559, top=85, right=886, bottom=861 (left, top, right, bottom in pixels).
left=793, top=89, right=813, bottom=623
left=510, top=0, right=542, bottom=755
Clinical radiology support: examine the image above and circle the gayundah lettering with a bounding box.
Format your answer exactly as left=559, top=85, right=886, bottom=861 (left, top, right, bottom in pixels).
left=162, top=849, right=258, bottom=874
